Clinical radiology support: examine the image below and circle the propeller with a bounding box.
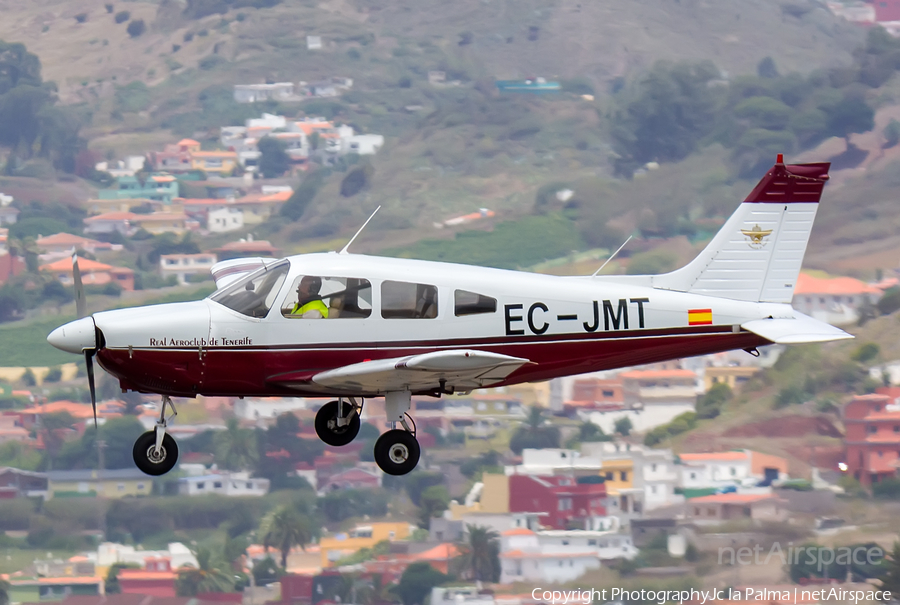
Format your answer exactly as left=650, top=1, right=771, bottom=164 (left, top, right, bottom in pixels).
left=72, top=254, right=98, bottom=428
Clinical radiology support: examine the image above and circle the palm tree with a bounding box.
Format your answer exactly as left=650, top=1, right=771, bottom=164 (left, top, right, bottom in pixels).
left=878, top=541, right=900, bottom=598
left=175, top=547, right=234, bottom=596
left=460, top=525, right=500, bottom=582
left=259, top=505, right=312, bottom=569
left=0, top=578, right=9, bottom=605
left=214, top=417, right=259, bottom=470
left=39, top=411, right=77, bottom=470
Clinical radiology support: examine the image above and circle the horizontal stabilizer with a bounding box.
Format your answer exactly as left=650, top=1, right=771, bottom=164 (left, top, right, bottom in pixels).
left=741, top=312, right=853, bottom=344
left=311, top=350, right=530, bottom=393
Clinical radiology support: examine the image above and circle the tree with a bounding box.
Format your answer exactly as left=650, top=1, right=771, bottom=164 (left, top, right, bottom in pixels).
left=126, top=19, right=146, bottom=38
left=509, top=406, right=560, bottom=454
left=114, top=10, right=130, bottom=23
left=757, top=56, right=780, bottom=79
left=260, top=505, right=312, bottom=568
left=39, top=411, right=77, bottom=470
left=175, top=547, right=234, bottom=596
left=878, top=542, right=900, bottom=598
left=418, top=485, right=450, bottom=528
left=392, top=562, right=449, bottom=605
left=614, top=416, right=633, bottom=436
left=0, top=578, right=8, bottom=605
left=257, top=136, right=290, bottom=178
left=822, top=93, right=875, bottom=144
left=696, top=382, right=732, bottom=419
left=339, top=165, right=373, bottom=197
left=214, top=417, right=258, bottom=470
left=460, top=525, right=500, bottom=582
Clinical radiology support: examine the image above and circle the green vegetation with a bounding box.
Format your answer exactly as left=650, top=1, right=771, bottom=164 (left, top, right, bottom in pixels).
left=509, top=406, right=560, bottom=454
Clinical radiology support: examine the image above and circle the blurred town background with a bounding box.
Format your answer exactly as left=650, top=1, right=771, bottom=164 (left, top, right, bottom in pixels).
left=5, top=0, right=900, bottom=604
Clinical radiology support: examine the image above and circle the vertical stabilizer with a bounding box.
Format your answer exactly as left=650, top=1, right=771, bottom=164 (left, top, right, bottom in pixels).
left=652, top=158, right=830, bottom=304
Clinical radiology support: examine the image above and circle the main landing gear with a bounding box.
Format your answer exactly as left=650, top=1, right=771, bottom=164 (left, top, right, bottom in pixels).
left=133, top=396, right=179, bottom=476
left=314, top=391, right=420, bottom=476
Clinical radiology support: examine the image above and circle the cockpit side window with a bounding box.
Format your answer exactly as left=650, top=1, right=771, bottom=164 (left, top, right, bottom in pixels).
left=209, top=261, right=289, bottom=318
left=454, top=290, right=497, bottom=316
left=382, top=281, right=438, bottom=319
left=282, top=276, right=372, bottom=319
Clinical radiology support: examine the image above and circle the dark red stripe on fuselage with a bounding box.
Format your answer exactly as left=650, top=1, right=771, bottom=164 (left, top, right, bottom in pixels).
left=96, top=325, right=768, bottom=398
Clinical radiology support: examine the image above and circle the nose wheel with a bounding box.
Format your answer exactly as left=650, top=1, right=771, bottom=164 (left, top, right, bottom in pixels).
left=133, top=396, right=179, bottom=476
left=314, top=398, right=362, bottom=447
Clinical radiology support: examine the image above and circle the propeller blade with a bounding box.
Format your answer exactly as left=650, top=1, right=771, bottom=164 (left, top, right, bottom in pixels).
left=72, top=253, right=86, bottom=319
left=85, top=350, right=97, bottom=428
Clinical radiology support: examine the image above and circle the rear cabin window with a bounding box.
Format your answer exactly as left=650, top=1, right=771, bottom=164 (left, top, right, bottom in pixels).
left=381, top=281, right=438, bottom=319
left=282, top=276, right=372, bottom=318
left=454, top=290, right=497, bottom=316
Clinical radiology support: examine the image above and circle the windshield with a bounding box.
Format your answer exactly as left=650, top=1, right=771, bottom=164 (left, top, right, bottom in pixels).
left=209, top=261, right=290, bottom=318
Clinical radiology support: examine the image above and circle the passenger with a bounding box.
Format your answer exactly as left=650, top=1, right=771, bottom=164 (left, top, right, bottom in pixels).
left=291, top=276, right=329, bottom=318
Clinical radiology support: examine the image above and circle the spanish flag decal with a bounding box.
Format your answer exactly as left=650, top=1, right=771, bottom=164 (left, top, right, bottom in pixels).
left=688, top=308, right=713, bottom=325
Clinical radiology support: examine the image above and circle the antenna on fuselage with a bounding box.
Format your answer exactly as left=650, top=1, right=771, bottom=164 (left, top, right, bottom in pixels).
left=339, top=205, right=381, bottom=254
left=591, top=235, right=633, bottom=277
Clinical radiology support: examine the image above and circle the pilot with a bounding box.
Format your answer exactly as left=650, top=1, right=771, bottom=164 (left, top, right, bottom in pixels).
left=291, top=276, right=329, bottom=318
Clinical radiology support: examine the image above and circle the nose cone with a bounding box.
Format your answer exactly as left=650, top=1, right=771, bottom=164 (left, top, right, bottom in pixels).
left=48, top=317, right=97, bottom=354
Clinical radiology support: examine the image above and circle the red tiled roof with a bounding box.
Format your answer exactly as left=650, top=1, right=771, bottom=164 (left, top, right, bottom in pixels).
left=131, top=213, right=187, bottom=222
left=680, top=451, right=748, bottom=462
left=501, top=528, right=535, bottom=536
left=40, top=257, right=113, bottom=272
left=794, top=272, right=882, bottom=296
left=36, top=233, right=103, bottom=247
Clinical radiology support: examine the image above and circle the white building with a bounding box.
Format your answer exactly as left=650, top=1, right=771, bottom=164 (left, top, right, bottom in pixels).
left=234, top=397, right=309, bottom=421
left=499, top=528, right=603, bottom=584
left=159, top=253, right=217, bottom=285
left=97, top=542, right=197, bottom=569
left=178, top=472, right=270, bottom=497
left=234, top=83, right=297, bottom=104
left=677, top=450, right=789, bottom=490
left=346, top=134, right=385, bottom=155
left=791, top=272, right=882, bottom=327
left=431, top=587, right=493, bottom=605
left=207, top=207, right=244, bottom=233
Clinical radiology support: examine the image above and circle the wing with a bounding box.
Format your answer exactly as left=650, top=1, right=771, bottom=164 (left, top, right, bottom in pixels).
left=309, top=350, right=531, bottom=394
left=742, top=311, right=852, bottom=344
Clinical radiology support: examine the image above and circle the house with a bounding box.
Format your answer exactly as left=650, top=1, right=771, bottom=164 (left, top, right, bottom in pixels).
left=319, top=522, right=413, bottom=567
left=95, top=155, right=146, bottom=177
left=0, top=204, right=19, bottom=225
left=687, top=492, right=786, bottom=522
left=7, top=577, right=103, bottom=603
left=36, top=233, right=122, bottom=261
left=40, top=257, right=135, bottom=291
left=318, top=466, right=381, bottom=493
left=191, top=151, right=238, bottom=176
left=159, top=253, right=217, bottom=285
left=233, top=397, right=308, bottom=420
left=0, top=467, right=48, bottom=499
left=116, top=568, right=176, bottom=597
left=98, top=541, right=198, bottom=569
left=130, top=212, right=190, bottom=235
left=97, top=174, right=179, bottom=203
left=566, top=377, right=625, bottom=410
left=83, top=212, right=135, bottom=236
left=0, top=251, right=26, bottom=284
left=620, top=368, right=701, bottom=407
left=17, top=400, right=112, bottom=429
left=234, top=82, right=297, bottom=103
left=47, top=468, right=153, bottom=499
left=508, top=474, right=607, bottom=530
left=178, top=472, right=270, bottom=496
left=499, top=528, right=602, bottom=584
left=791, top=272, right=883, bottom=326
left=0, top=415, right=30, bottom=443
left=843, top=393, right=900, bottom=486
left=207, top=206, right=244, bottom=233
left=212, top=237, right=281, bottom=260
left=703, top=366, right=760, bottom=392
left=678, top=450, right=789, bottom=489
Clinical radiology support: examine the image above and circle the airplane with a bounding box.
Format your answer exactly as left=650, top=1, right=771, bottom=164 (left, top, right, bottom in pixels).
left=47, top=155, right=851, bottom=477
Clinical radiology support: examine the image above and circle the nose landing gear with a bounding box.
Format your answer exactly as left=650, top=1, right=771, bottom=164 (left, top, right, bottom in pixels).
left=133, top=395, right=179, bottom=476
left=372, top=391, right=420, bottom=476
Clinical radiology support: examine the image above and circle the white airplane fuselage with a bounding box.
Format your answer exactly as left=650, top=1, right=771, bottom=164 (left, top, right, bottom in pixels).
left=76, top=253, right=778, bottom=398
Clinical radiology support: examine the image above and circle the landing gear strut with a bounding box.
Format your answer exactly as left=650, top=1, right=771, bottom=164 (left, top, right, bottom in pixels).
left=133, top=396, right=179, bottom=476
left=315, top=397, right=362, bottom=446
left=373, top=391, right=420, bottom=476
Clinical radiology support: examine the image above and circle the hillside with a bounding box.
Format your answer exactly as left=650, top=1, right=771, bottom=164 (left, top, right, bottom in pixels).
left=0, top=0, right=863, bottom=104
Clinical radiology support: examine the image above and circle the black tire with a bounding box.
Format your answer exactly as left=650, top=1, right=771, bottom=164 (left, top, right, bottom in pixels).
left=315, top=400, right=361, bottom=446
left=373, top=429, right=420, bottom=476
left=133, top=431, right=179, bottom=476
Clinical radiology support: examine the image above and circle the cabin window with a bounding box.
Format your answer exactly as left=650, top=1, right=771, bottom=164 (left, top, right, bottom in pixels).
left=282, top=276, right=372, bottom=319
left=454, top=290, right=497, bottom=316
left=382, top=281, right=438, bottom=319
left=210, top=261, right=289, bottom=318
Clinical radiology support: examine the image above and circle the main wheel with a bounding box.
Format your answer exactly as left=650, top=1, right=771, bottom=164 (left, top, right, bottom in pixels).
left=315, top=400, right=361, bottom=447
left=133, top=431, right=179, bottom=476
left=373, top=430, right=420, bottom=476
